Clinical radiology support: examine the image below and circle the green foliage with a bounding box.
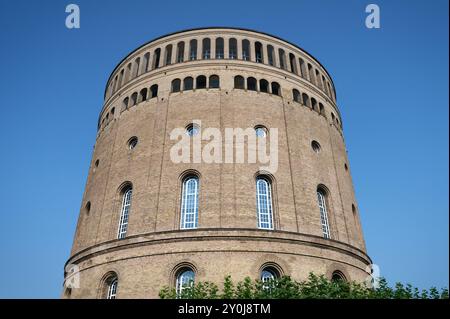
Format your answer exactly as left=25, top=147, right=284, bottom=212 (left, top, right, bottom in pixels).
left=159, top=272, right=449, bottom=299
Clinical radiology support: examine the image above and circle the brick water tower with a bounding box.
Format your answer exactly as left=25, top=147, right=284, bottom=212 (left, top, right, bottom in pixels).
left=63, top=27, right=371, bottom=298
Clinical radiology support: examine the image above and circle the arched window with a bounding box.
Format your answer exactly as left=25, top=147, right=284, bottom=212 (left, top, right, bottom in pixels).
left=150, top=84, right=158, bottom=98
left=267, top=45, right=275, bottom=66
left=259, top=79, right=269, bottom=93
left=126, top=63, right=132, bottom=82
left=278, top=49, right=286, bottom=69
left=165, top=44, right=172, bottom=65
left=255, top=42, right=263, bottom=63
left=308, top=63, right=315, bottom=84
left=242, top=39, right=250, bottom=61
left=153, top=48, right=161, bottom=69
left=139, top=88, right=147, bottom=103
left=293, top=89, right=300, bottom=102
left=130, top=92, right=138, bottom=106
left=332, top=271, right=347, bottom=282
left=271, top=82, right=280, bottom=96
left=261, top=266, right=280, bottom=283
left=176, top=268, right=195, bottom=297
left=322, top=75, right=327, bottom=93
left=234, top=75, right=245, bottom=89
left=311, top=98, right=317, bottom=111
left=247, top=77, right=257, bottom=91
left=202, top=38, right=211, bottom=59
left=256, top=177, right=274, bottom=230
left=331, top=112, right=335, bottom=123
left=209, top=75, right=220, bottom=88
left=133, top=57, right=140, bottom=78
left=183, top=77, right=193, bottom=91
left=104, top=275, right=118, bottom=299
left=117, top=186, right=132, bottom=239
left=319, top=103, right=324, bottom=115
left=196, top=75, right=206, bottom=89
left=215, top=38, right=224, bottom=59
left=299, top=58, right=306, bottom=78
left=171, top=79, right=181, bottom=92
left=317, top=188, right=331, bottom=239
left=189, top=39, right=197, bottom=60
left=180, top=176, right=199, bottom=229
left=118, top=69, right=124, bottom=88
left=289, top=53, right=297, bottom=74
left=316, top=70, right=322, bottom=89
left=302, top=93, right=310, bottom=107
left=176, top=42, right=185, bottom=63
left=143, top=52, right=150, bottom=73
left=229, top=38, right=237, bottom=59
left=113, top=74, right=118, bottom=93
left=122, top=97, right=129, bottom=111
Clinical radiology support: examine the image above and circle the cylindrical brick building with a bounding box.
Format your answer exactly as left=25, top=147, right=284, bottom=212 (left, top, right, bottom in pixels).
left=63, top=27, right=371, bottom=299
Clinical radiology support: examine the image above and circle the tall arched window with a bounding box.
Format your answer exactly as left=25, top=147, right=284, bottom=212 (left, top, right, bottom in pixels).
left=255, top=42, right=263, bottom=63
left=102, top=274, right=119, bottom=299
left=234, top=75, right=245, bottom=89
left=293, top=89, right=300, bottom=102
left=278, top=49, right=286, bottom=69
left=196, top=75, right=206, bottom=89
left=215, top=38, right=224, bottom=59
left=271, top=82, right=280, bottom=96
left=118, top=69, right=124, bottom=89
left=176, top=42, right=185, bottom=63
left=117, top=187, right=132, bottom=239
left=150, top=84, right=158, bottom=98
left=153, top=48, right=161, bottom=69
left=202, top=38, right=211, bottom=59
left=180, top=176, right=199, bottom=229
left=256, top=177, right=274, bottom=230
left=183, top=77, right=193, bottom=91
left=189, top=39, right=197, bottom=60
left=209, top=75, right=219, bottom=88
left=260, top=79, right=269, bottom=93
left=308, top=63, right=315, bottom=84
left=176, top=268, right=195, bottom=296
left=247, top=77, right=257, bottom=91
left=242, top=39, right=250, bottom=61
left=229, top=38, right=237, bottom=59
left=143, top=52, right=150, bottom=73
left=289, top=53, right=297, bottom=74
left=267, top=45, right=275, bottom=66
left=299, top=58, right=306, bottom=78
left=171, top=79, right=181, bottom=92
left=106, top=277, right=118, bottom=299
left=133, top=57, right=140, bottom=78
left=165, top=44, right=173, bottom=65
left=316, top=70, right=322, bottom=89
left=317, top=189, right=331, bottom=239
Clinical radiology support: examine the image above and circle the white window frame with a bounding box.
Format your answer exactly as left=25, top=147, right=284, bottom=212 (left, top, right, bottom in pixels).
left=256, top=178, right=274, bottom=230
left=176, top=269, right=195, bottom=297
left=317, top=190, right=331, bottom=239
left=106, top=278, right=118, bottom=299
left=117, top=188, right=132, bottom=239
left=180, top=177, right=199, bottom=229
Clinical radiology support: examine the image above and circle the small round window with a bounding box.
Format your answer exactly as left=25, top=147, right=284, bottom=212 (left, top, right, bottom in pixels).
left=311, top=140, right=321, bottom=153
left=128, top=137, right=138, bottom=150
left=186, top=124, right=199, bottom=136
left=255, top=126, right=267, bottom=138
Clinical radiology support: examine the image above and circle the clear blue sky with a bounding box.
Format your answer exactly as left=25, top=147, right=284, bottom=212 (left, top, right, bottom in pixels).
left=0, top=0, right=448, bottom=298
